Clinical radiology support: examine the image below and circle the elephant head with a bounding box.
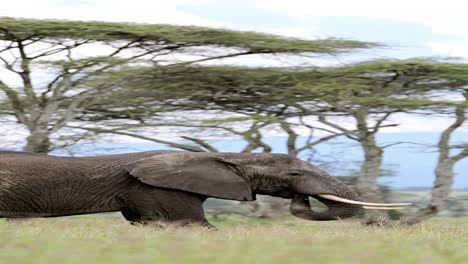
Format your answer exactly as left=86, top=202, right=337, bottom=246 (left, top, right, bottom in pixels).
left=126, top=152, right=409, bottom=221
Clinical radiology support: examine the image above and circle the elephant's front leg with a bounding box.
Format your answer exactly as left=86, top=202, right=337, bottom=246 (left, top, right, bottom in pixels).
left=121, top=187, right=216, bottom=229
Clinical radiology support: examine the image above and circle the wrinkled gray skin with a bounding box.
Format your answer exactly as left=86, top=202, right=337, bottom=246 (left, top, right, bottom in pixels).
left=0, top=150, right=361, bottom=228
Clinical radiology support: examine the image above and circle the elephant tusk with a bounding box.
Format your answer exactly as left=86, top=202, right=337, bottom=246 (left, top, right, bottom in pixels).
left=362, top=206, right=406, bottom=210
left=317, top=194, right=412, bottom=207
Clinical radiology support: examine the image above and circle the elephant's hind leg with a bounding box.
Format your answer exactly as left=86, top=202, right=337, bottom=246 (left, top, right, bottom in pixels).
left=120, top=208, right=167, bottom=228
left=120, top=208, right=142, bottom=225
left=121, top=188, right=216, bottom=229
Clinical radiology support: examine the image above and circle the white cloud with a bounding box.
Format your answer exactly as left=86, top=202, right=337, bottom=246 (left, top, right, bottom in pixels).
left=258, top=23, right=321, bottom=39
left=252, top=0, right=468, bottom=58
left=0, top=0, right=226, bottom=27
left=428, top=40, right=468, bottom=59
left=252, top=0, right=468, bottom=37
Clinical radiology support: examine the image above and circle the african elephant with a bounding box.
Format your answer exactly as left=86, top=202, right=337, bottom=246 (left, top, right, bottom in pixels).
left=0, top=150, right=408, bottom=228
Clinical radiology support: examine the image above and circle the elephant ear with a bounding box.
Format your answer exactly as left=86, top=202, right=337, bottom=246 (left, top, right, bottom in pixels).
left=125, top=152, right=254, bottom=201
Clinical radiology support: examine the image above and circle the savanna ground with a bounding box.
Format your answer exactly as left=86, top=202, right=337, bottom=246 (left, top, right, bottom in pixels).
left=0, top=215, right=467, bottom=264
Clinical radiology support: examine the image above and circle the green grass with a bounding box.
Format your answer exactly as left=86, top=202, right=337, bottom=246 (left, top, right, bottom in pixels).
left=0, top=215, right=467, bottom=264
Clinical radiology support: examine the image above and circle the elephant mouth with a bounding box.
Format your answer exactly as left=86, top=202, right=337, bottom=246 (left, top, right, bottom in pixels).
left=290, top=194, right=412, bottom=221
left=288, top=174, right=412, bottom=221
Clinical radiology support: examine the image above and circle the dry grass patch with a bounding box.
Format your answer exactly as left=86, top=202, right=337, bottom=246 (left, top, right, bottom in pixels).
left=0, top=215, right=467, bottom=264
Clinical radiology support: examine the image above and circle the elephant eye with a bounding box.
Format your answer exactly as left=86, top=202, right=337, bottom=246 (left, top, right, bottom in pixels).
left=288, top=172, right=302, bottom=176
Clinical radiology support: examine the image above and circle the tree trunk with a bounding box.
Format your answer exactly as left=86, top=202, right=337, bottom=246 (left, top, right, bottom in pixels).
left=24, top=127, right=51, bottom=153
left=431, top=159, right=456, bottom=210
left=402, top=159, right=455, bottom=224
left=402, top=99, right=467, bottom=225
left=356, top=137, right=388, bottom=224
left=355, top=107, right=388, bottom=225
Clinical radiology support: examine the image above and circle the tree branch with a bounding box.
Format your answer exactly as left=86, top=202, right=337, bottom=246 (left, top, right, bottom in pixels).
left=66, top=126, right=207, bottom=152
left=370, top=111, right=398, bottom=135
left=180, top=136, right=219, bottom=152
left=280, top=121, right=298, bottom=155
left=296, top=132, right=352, bottom=153
left=16, top=40, right=37, bottom=104
left=0, top=54, right=21, bottom=73
left=168, top=50, right=256, bottom=67
left=317, top=114, right=359, bottom=141
left=0, top=79, right=28, bottom=125
left=451, top=148, right=468, bottom=163
left=439, top=105, right=466, bottom=160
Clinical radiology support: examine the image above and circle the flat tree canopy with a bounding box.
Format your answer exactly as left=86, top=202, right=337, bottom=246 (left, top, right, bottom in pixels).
left=0, top=17, right=375, bottom=53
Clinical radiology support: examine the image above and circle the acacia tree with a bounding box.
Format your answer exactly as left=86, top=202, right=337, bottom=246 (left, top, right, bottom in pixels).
left=429, top=94, right=468, bottom=214
left=76, top=60, right=468, bottom=221
left=0, top=17, right=373, bottom=153
left=294, top=60, right=468, bottom=224
left=400, top=76, right=468, bottom=224
left=341, top=61, right=468, bottom=224
left=178, top=60, right=464, bottom=223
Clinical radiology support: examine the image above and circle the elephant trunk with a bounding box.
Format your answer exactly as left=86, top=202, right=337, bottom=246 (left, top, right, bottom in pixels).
left=290, top=177, right=362, bottom=221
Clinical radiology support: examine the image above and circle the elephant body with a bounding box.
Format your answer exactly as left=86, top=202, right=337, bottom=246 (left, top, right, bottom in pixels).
left=0, top=150, right=375, bottom=228
left=0, top=150, right=210, bottom=225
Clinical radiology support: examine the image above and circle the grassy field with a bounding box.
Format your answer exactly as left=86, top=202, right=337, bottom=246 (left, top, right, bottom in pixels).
left=0, top=215, right=467, bottom=264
